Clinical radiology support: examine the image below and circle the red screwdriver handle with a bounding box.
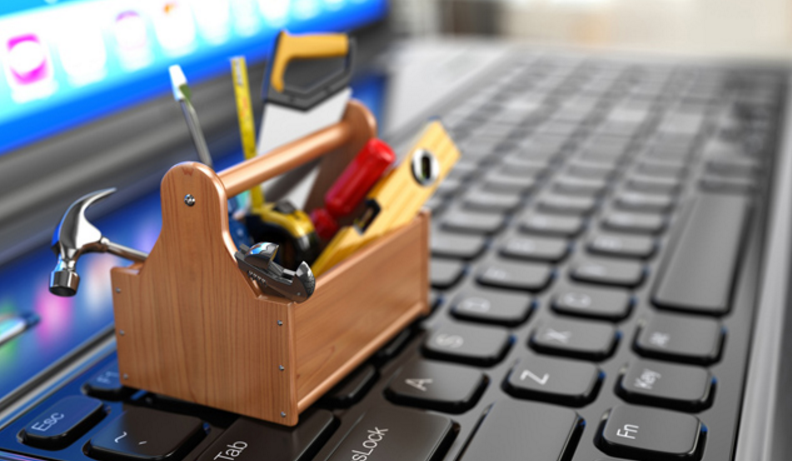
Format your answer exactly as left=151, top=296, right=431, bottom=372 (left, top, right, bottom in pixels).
left=311, top=138, right=395, bottom=240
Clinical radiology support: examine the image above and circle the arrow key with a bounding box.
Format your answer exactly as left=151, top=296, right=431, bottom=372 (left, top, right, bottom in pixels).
left=504, top=355, right=602, bottom=406
left=386, top=360, right=487, bottom=413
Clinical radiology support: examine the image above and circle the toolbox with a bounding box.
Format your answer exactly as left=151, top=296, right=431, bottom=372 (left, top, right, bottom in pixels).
left=109, top=101, right=431, bottom=426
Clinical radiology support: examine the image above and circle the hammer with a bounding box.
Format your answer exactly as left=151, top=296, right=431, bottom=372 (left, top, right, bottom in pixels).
left=50, top=188, right=148, bottom=297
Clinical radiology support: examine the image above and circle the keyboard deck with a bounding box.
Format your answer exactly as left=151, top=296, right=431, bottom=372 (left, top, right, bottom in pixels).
left=0, top=54, right=786, bottom=461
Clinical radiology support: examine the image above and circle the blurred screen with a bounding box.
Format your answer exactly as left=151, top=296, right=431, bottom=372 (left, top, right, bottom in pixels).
left=0, top=0, right=388, bottom=155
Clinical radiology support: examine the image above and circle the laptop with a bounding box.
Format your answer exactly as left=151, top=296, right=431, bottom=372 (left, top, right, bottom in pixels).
left=0, top=1, right=787, bottom=460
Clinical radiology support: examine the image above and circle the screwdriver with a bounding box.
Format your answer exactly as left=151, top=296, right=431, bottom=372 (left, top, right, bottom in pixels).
left=310, top=138, right=395, bottom=240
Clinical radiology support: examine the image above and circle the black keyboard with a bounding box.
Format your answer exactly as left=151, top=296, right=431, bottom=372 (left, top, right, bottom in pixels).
left=0, top=56, right=785, bottom=461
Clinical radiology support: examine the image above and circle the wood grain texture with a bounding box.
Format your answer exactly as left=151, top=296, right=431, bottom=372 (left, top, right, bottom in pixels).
left=109, top=101, right=428, bottom=426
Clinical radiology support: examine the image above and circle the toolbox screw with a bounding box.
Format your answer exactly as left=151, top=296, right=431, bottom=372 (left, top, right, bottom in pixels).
left=279, top=365, right=285, bottom=371
left=115, top=288, right=121, bottom=294
left=277, top=320, right=283, bottom=326
left=119, top=330, right=125, bottom=336
left=123, top=374, right=129, bottom=380
left=280, top=412, right=286, bottom=418
left=184, top=194, right=196, bottom=207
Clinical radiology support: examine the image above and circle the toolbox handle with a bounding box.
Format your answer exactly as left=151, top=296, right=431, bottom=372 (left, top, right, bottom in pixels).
left=219, top=115, right=354, bottom=198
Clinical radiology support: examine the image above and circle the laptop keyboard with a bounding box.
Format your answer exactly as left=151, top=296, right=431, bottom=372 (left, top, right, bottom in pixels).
left=0, top=55, right=785, bottom=461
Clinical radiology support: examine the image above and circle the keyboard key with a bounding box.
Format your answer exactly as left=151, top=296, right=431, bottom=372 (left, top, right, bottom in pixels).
left=459, top=400, right=582, bottom=461
left=617, top=360, right=714, bottom=411
left=481, top=171, right=537, bottom=194
left=451, top=289, right=534, bottom=326
left=627, top=175, right=681, bottom=194
left=634, top=313, right=724, bottom=365
left=430, top=259, right=465, bottom=289
left=87, top=408, right=204, bottom=461
left=615, top=191, right=675, bottom=213
left=602, top=211, right=666, bottom=234
left=567, top=161, right=616, bottom=180
left=431, top=231, right=486, bottom=260
left=588, top=233, right=656, bottom=259
left=699, top=175, right=755, bottom=194
left=553, top=176, right=608, bottom=196
left=476, top=259, right=554, bottom=292
left=83, top=362, right=134, bottom=400
left=196, top=410, right=335, bottom=461
left=520, top=212, right=585, bottom=237
left=530, top=318, right=618, bottom=361
left=552, top=285, right=633, bottom=321
left=386, top=360, right=487, bottom=413
left=462, top=190, right=522, bottom=212
left=442, top=210, right=506, bottom=235
left=374, top=329, right=413, bottom=364
left=21, top=396, right=105, bottom=449
left=706, top=156, right=760, bottom=176
left=423, top=322, right=511, bottom=366
left=504, top=355, right=602, bottom=406
left=324, top=364, right=378, bottom=408
left=325, top=406, right=453, bottom=461
left=653, top=193, right=750, bottom=315
left=500, top=236, right=570, bottom=262
left=537, top=194, right=598, bottom=215
left=596, top=405, right=704, bottom=460
left=571, top=257, right=646, bottom=287
left=636, top=159, right=686, bottom=178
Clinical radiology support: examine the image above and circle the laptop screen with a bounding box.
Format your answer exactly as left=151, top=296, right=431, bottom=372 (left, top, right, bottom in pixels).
left=0, top=0, right=388, bottom=156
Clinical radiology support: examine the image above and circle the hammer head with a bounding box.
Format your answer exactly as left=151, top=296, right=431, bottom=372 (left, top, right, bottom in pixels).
left=50, top=188, right=116, bottom=296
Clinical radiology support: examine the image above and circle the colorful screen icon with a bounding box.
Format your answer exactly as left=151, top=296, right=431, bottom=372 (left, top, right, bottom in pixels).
left=114, top=10, right=153, bottom=69
left=191, top=0, right=231, bottom=44
left=3, top=33, right=56, bottom=102
left=152, top=1, right=197, bottom=54
left=57, top=24, right=107, bottom=85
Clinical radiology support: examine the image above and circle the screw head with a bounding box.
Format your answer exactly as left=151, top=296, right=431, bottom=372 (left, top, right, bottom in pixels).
left=277, top=320, right=283, bottom=326
left=119, top=330, right=125, bottom=336
left=123, top=374, right=129, bottom=380
left=115, top=287, right=121, bottom=294
left=280, top=412, right=286, bottom=418
left=184, top=194, right=196, bottom=206
left=279, top=365, right=285, bottom=371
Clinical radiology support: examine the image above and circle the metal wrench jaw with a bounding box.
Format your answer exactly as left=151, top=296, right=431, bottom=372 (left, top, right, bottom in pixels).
left=235, top=243, right=316, bottom=303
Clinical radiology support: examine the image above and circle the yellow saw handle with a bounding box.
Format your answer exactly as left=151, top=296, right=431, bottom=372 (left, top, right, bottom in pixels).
left=269, top=31, right=349, bottom=93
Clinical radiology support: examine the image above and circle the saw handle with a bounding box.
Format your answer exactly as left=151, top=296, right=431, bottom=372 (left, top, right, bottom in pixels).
left=269, top=31, right=349, bottom=93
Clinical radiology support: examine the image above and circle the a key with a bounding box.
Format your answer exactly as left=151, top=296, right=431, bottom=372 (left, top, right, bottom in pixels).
left=615, top=191, right=675, bottom=213
left=596, top=405, right=704, bottom=460
left=636, top=159, right=686, bottom=178
left=21, top=396, right=105, bottom=449
left=602, top=211, right=667, bottom=234
left=537, top=194, right=598, bottom=215
left=375, top=329, right=413, bottom=364
left=451, top=288, right=534, bottom=326
left=617, top=360, right=714, bottom=411
left=634, top=313, right=724, bottom=365
left=323, top=364, right=378, bottom=408
left=587, top=233, right=656, bottom=259
left=530, top=318, right=618, bottom=361
left=431, top=231, right=486, bottom=260
left=699, top=175, right=755, bottom=194
left=434, top=177, right=462, bottom=197
left=504, top=355, right=602, bottom=406
left=571, top=257, right=646, bottom=287
left=430, top=259, right=465, bottom=289
left=653, top=193, right=749, bottom=314
left=442, top=210, right=506, bottom=235
left=196, top=410, right=335, bottom=461
left=552, top=285, right=633, bottom=321
left=459, top=401, right=582, bottom=461
left=481, top=171, right=537, bottom=194
left=423, top=322, right=511, bottom=366
left=626, top=175, right=681, bottom=194
left=553, top=176, right=608, bottom=196
left=706, top=156, right=760, bottom=176
left=500, top=236, right=570, bottom=262
left=566, top=161, right=616, bottom=180
left=324, top=405, right=452, bottom=461
left=520, top=212, right=585, bottom=237
left=86, top=408, right=204, bottom=461
left=476, top=259, right=554, bottom=292
left=83, top=361, right=134, bottom=400
left=385, top=360, right=487, bottom=413
left=462, top=190, right=522, bottom=212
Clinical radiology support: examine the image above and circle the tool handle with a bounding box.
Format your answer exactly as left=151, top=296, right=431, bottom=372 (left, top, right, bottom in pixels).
left=269, top=32, right=349, bottom=93
left=219, top=110, right=354, bottom=198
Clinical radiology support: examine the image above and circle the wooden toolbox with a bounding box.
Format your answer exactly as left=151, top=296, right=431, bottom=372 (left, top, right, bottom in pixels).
left=109, top=101, right=430, bottom=426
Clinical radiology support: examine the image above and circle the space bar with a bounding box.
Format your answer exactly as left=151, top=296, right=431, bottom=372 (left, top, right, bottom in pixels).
left=652, top=193, right=751, bottom=315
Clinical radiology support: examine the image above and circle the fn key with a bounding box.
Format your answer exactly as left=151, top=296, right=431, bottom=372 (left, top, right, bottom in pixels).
left=87, top=408, right=205, bottom=461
